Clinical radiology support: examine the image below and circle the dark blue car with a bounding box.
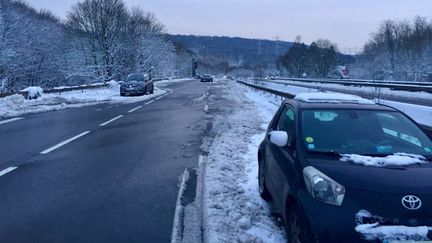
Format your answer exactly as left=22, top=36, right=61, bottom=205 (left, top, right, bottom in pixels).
left=120, top=74, right=154, bottom=96
left=258, top=93, right=432, bottom=242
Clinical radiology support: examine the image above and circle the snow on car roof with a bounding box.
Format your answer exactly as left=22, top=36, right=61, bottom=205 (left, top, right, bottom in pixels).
left=294, top=92, right=375, bottom=105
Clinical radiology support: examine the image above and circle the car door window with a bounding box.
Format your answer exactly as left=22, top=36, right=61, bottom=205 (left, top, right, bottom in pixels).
left=276, top=106, right=296, bottom=141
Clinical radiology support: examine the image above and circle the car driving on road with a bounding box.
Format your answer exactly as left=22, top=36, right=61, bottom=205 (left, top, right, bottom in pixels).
left=120, top=73, right=154, bottom=96
left=200, top=74, right=213, bottom=82
left=258, top=93, right=432, bottom=242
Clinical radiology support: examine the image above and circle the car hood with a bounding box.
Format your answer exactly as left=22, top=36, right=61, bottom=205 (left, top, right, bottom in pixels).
left=122, top=81, right=143, bottom=86
left=308, top=158, right=432, bottom=194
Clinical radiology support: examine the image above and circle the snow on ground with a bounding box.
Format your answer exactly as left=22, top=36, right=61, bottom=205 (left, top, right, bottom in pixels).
left=0, top=79, right=189, bottom=119
left=341, top=153, right=427, bottom=167
left=378, top=100, right=432, bottom=127
left=203, top=82, right=285, bottom=242
left=273, top=79, right=432, bottom=101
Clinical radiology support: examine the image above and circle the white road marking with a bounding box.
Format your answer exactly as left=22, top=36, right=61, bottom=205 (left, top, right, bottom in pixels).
left=128, top=106, right=142, bottom=113
left=40, top=131, right=91, bottom=154
left=204, top=105, right=209, bottom=112
left=155, top=96, right=163, bottom=100
left=145, top=100, right=154, bottom=105
left=99, top=115, right=124, bottom=127
left=0, top=167, right=17, bottom=177
left=95, top=108, right=102, bottom=111
left=171, top=169, right=190, bottom=243
left=0, top=117, right=24, bottom=125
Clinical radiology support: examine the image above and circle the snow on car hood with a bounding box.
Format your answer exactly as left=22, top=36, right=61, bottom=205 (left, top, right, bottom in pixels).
left=355, top=210, right=432, bottom=241
left=341, top=153, right=428, bottom=167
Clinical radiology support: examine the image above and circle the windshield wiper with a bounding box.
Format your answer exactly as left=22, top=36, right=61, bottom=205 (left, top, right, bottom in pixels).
left=307, top=150, right=341, bottom=157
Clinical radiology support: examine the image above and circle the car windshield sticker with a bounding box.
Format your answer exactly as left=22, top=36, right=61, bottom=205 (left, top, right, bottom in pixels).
left=305, top=137, right=314, bottom=143
left=314, top=112, right=338, bottom=122
left=425, top=147, right=432, bottom=153
left=308, top=144, right=315, bottom=149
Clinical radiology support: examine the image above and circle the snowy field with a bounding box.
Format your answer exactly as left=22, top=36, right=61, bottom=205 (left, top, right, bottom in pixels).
left=0, top=79, right=190, bottom=119
left=252, top=80, right=432, bottom=127
left=203, top=81, right=286, bottom=242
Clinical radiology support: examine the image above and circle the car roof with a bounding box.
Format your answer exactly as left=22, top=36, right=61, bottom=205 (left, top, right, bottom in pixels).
left=283, top=93, right=397, bottom=111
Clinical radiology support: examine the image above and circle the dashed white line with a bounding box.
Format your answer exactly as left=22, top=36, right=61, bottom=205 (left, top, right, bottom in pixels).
left=145, top=100, right=154, bottom=105
left=155, top=96, right=163, bottom=100
left=99, top=115, right=124, bottom=127
left=40, top=131, right=91, bottom=154
left=204, top=105, right=209, bottom=112
left=0, top=167, right=17, bottom=177
left=0, top=117, right=24, bottom=125
left=128, top=106, right=142, bottom=113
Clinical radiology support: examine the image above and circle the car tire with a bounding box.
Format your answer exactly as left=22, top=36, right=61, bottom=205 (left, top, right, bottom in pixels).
left=258, top=160, right=272, bottom=201
left=143, top=87, right=147, bottom=96
left=286, top=204, right=315, bottom=243
left=120, top=93, right=125, bottom=97
left=150, top=88, right=154, bottom=94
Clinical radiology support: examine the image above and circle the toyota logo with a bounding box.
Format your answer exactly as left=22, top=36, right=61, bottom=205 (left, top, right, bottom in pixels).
left=401, top=195, right=422, bottom=210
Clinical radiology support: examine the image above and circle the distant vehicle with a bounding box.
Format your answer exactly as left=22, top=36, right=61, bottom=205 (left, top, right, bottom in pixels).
left=193, top=74, right=201, bottom=79
left=258, top=93, right=432, bottom=242
left=200, top=74, right=213, bottom=82
left=120, top=74, right=154, bottom=96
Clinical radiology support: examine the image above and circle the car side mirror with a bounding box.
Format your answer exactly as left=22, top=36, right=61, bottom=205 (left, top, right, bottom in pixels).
left=269, top=131, right=289, bottom=147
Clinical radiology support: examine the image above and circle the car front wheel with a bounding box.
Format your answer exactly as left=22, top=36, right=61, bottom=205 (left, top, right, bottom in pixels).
left=286, top=204, right=315, bottom=243
left=258, top=160, right=271, bottom=201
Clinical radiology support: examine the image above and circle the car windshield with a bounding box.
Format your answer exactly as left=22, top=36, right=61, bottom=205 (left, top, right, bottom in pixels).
left=127, top=74, right=145, bottom=82
left=301, top=109, right=432, bottom=157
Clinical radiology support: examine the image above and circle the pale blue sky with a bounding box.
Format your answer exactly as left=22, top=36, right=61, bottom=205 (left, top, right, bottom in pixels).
left=29, top=0, right=432, bottom=51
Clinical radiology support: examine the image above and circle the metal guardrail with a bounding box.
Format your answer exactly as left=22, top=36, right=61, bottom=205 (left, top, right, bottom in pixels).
left=237, top=79, right=432, bottom=138
left=271, top=77, right=432, bottom=93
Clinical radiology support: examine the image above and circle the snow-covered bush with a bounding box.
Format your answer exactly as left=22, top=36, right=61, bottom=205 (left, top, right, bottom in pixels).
left=107, top=80, right=120, bottom=91
left=21, top=86, right=43, bottom=100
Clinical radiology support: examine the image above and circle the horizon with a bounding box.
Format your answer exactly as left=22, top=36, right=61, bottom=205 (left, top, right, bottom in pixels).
left=29, top=0, right=432, bottom=54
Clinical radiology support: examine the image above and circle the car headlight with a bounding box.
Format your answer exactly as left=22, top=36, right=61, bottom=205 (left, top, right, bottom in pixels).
left=303, top=166, right=345, bottom=206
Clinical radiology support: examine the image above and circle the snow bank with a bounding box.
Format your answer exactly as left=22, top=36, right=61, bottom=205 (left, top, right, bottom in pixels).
left=379, top=100, right=432, bottom=127
left=21, top=86, right=43, bottom=99
left=341, top=153, right=427, bottom=167
left=203, top=81, right=285, bottom=242
left=0, top=81, right=167, bottom=119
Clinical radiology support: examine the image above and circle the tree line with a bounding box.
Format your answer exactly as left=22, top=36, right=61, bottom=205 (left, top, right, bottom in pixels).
left=357, top=16, right=432, bottom=81
left=0, top=0, right=193, bottom=92
left=278, top=16, right=432, bottom=82
left=277, top=37, right=338, bottom=78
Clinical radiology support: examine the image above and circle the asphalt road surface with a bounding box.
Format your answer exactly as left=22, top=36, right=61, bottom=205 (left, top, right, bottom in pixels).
left=0, top=80, right=217, bottom=242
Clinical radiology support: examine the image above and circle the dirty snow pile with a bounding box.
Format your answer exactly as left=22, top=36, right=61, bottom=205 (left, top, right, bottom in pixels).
left=0, top=81, right=167, bottom=119
left=341, top=153, right=428, bottom=167
left=203, top=81, right=285, bottom=242
left=355, top=210, right=432, bottom=241
left=21, top=86, right=43, bottom=99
